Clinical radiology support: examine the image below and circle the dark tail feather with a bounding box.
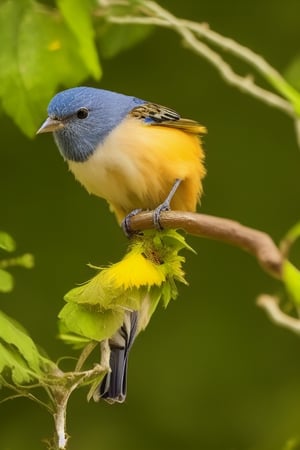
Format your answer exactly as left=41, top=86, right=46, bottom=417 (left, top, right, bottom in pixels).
left=98, top=311, right=138, bottom=404
left=99, top=347, right=128, bottom=403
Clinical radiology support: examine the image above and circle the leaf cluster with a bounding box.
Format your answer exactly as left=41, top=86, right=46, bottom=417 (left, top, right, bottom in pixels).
left=59, top=229, right=192, bottom=347
left=0, top=0, right=152, bottom=136
left=0, top=231, right=34, bottom=293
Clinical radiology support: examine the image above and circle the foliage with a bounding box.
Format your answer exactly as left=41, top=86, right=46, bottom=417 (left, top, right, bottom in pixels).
left=0, top=233, right=45, bottom=384
left=0, top=0, right=152, bottom=136
left=1, top=0, right=300, bottom=449
left=0, top=310, right=52, bottom=384
left=285, top=55, right=300, bottom=92
left=282, top=223, right=300, bottom=306
left=1, top=0, right=300, bottom=138
left=59, top=229, right=191, bottom=346
left=0, top=231, right=34, bottom=293
left=0, top=228, right=193, bottom=449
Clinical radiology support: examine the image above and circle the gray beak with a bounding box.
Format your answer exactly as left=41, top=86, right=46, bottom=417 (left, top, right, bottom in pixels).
left=36, top=117, right=65, bottom=134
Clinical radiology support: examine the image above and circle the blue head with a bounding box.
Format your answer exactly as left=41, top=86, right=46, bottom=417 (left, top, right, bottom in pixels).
left=37, top=87, right=145, bottom=162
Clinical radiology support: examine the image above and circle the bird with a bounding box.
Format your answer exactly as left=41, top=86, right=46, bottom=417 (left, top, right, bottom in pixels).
left=37, top=86, right=206, bottom=403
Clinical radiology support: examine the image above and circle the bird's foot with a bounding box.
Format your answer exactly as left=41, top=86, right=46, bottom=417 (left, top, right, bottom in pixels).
left=153, top=178, right=182, bottom=230
left=122, top=179, right=183, bottom=235
left=153, top=202, right=171, bottom=230
left=121, top=209, right=143, bottom=238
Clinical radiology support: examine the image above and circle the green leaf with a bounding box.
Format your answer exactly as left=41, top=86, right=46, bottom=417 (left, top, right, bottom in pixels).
left=161, top=229, right=195, bottom=253
left=0, top=0, right=101, bottom=137
left=0, top=343, right=35, bottom=384
left=87, top=371, right=107, bottom=402
left=0, top=231, right=16, bottom=252
left=56, top=0, right=101, bottom=78
left=283, top=221, right=300, bottom=247
left=0, top=343, right=28, bottom=384
left=15, top=253, right=35, bottom=269
left=0, top=269, right=14, bottom=293
left=0, top=310, right=48, bottom=383
left=283, top=260, right=300, bottom=305
left=58, top=331, right=92, bottom=348
left=97, top=3, right=152, bottom=58
left=285, top=55, right=300, bottom=91
left=58, top=303, right=124, bottom=342
left=147, top=285, right=162, bottom=317
left=64, top=274, right=145, bottom=311
left=98, top=21, right=153, bottom=59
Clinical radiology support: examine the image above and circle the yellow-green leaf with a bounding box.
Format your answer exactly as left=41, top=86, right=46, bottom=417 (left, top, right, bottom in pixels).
left=57, top=0, right=101, bottom=78
left=0, top=232, right=16, bottom=252
left=0, top=343, right=35, bottom=384
left=283, top=260, right=300, bottom=305
left=58, top=303, right=124, bottom=342
left=0, top=0, right=100, bottom=136
left=0, top=269, right=14, bottom=293
left=0, top=311, right=50, bottom=384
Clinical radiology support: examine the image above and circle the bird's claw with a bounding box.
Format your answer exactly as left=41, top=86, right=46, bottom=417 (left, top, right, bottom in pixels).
left=122, top=179, right=183, bottom=235
left=152, top=178, right=182, bottom=230
left=121, top=209, right=143, bottom=238
left=153, top=201, right=171, bottom=230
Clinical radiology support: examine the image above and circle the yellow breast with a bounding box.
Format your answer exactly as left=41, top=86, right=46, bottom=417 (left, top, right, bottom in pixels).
left=68, top=117, right=206, bottom=223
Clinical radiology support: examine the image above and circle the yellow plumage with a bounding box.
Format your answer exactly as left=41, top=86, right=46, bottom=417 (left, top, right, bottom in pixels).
left=68, top=116, right=206, bottom=223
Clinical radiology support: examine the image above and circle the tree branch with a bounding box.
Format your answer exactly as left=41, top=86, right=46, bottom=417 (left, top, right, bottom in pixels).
left=51, top=341, right=110, bottom=449
left=128, top=211, right=283, bottom=279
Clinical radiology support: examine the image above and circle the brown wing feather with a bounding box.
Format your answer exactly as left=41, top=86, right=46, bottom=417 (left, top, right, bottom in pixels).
left=129, top=103, right=206, bottom=135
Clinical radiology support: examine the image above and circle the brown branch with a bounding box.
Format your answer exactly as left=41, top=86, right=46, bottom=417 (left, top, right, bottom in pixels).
left=128, top=211, right=283, bottom=279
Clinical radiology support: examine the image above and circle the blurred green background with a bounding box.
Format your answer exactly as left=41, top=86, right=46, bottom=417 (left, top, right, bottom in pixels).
left=2, top=0, right=300, bottom=449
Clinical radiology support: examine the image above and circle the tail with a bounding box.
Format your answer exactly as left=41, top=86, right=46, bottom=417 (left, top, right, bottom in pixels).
left=98, top=311, right=138, bottom=403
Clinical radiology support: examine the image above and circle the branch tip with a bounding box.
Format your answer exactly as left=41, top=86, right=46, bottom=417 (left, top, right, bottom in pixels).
left=257, top=294, right=300, bottom=335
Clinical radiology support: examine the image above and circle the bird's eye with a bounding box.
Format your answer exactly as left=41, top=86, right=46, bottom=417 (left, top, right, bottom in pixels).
left=76, top=107, right=89, bottom=119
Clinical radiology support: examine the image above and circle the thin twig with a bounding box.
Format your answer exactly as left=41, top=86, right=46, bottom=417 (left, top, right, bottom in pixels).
left=75, top=341, right=98, bottom=372
left=100, top=339, right=111, bottom=369
left=106, top=1, right=295, bottom=117
left=128, top=210, right=283, bottom=279
left=0, top=391, right=53, bottom=413
left=172, top=18, right=299, bottom=108
left=257, top=294, right=300, bottom=335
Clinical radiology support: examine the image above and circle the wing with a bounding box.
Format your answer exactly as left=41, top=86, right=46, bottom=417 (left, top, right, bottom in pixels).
left=129, top=102, right=206, bottom=135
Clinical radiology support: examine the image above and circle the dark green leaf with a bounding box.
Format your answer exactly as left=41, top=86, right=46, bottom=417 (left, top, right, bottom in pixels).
left=96, top=3, right=152, bottom=59
left=98, top=21, right=153, bottom=59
